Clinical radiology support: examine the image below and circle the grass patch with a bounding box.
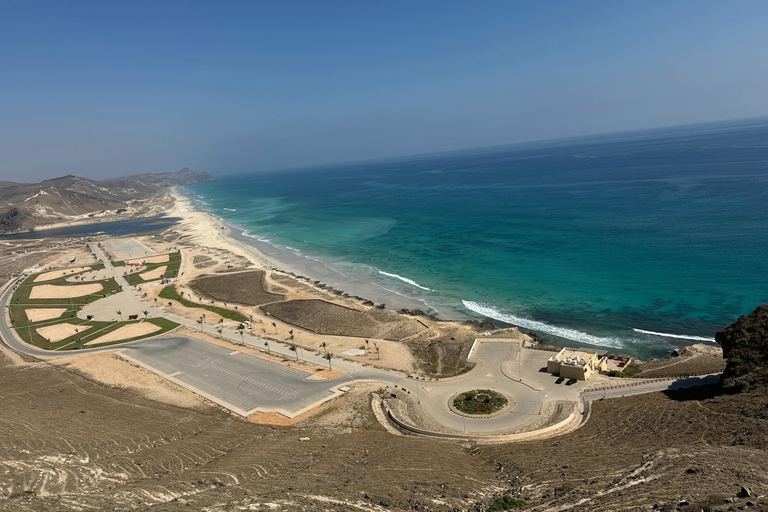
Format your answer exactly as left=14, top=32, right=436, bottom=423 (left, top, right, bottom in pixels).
left=488, top=496, right=527, bottom=511
left=453, top=389, right=508, bottom=415
left=10, top=273, right=121, bottom=308
left=122, top=251, right=181, bottom=285
left=158, top=285, right=248, bottom=322
left=83, top=317, right=179, bottom=349
left=605, top=361, right=642, bottom=378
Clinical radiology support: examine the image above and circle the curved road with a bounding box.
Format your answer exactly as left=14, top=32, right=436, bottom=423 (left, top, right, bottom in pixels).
left=0, top=256, right=722, bottom=437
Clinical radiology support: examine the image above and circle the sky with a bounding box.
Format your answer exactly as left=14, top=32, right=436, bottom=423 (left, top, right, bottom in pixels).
left=1, top=0, right=768, bottom=181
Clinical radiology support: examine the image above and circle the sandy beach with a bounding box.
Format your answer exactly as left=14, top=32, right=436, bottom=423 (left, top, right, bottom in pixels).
left=146, top=189, right=514, bottom=375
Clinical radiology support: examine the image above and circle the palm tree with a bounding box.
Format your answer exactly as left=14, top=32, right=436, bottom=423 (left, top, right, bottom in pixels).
left=216, top=326, right=223, bottom=338
left=154, top=298, right=157, bottom=305
left=271, top=322, right=277, bottom=334
left=143, top=310, right=148, bottom=320
left=374, top=341, right=380, bottom=360
left=167, top=301, right=173, bottom=311
left=264, top=340, right=270, bottom=355
left=240, top=331, right=244, bottom=345
left=116, top=310, right=122, bottom=322
left=364, top=338, right=369, bottom=354
left=325, top=352, right=334, bottom=370
left=320, top=341, right=328, bottom=355
left=288, top=329, right=294, bottom=341
left=199, top=316, right=205, bottom=332
left=289, top=344, right=299, bottom=361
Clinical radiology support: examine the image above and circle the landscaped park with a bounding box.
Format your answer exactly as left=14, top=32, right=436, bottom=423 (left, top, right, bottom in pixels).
left=7, top=265, right=178, bottom=350
left=114, top=250, right=181, bottom=286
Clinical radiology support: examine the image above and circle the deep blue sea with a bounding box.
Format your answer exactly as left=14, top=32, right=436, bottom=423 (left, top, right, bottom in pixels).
left=184, top=119, right=768, bottom=359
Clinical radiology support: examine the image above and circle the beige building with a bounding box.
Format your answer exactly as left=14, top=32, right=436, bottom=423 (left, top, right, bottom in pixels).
left=547, top=347, right=607, bottom=380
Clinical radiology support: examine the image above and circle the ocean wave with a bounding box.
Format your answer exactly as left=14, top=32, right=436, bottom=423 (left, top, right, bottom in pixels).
left=632, top=328, right=715, bottom=342
left=462, top=301, right=625, bottom=348
left=223, top=208, right=237, bottom=211
left=378, top=270, right=432, bottom=291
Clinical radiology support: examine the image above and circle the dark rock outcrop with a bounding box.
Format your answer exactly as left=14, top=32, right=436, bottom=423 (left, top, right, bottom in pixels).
left=716, top=304, right=768, bottom=391
left=0, top=207, right=28, bottom=232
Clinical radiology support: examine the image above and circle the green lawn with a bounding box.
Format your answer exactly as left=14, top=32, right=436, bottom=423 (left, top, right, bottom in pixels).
left=10, top=273, right=121, bottom=308
left=122, top=251, right=181, bottom=286
left=158, top=285, right=249, bottom=322
left=8, top=270, right=179, bottom=350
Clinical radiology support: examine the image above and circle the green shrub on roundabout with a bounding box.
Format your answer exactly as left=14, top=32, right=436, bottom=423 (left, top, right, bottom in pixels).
left=452, top=389, right=508, bottom=415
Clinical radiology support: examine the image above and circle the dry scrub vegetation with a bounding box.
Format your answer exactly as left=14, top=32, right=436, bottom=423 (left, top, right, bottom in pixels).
left=2, top=347, right=767, bottom=511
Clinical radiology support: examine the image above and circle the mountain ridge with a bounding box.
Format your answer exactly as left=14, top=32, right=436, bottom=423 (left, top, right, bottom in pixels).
left=0, top=168, right=213, bottom=234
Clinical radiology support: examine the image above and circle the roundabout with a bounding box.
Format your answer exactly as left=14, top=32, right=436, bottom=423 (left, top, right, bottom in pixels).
left=450, top=389, right=514, bottom=418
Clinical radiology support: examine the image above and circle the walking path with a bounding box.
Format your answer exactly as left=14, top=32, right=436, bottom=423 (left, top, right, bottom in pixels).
left=0, top=250, right=723, bottom=441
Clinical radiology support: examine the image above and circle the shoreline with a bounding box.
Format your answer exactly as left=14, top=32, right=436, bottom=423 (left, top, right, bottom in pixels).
left=172, top=187, right=443, bottom=315
left=169, top=187, right=720, bottom=361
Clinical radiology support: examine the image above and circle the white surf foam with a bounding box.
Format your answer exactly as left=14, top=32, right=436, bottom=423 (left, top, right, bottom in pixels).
left=223, top=208, right=237, bottom=211
left=632, top=328, right=715, bottom=342
left=462, top=300, right=626, bottom=348
left=378, top=270, right=432, bottom=291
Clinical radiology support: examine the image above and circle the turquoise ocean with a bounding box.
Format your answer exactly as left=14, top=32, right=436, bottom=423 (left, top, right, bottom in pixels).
left=184, top=119, right=768, bottom=359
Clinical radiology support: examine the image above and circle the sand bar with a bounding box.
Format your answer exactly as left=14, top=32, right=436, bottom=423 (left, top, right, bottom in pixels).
left=85, top=322, right=161, bottom=345
left=34, top=267, right=91, bottom=282
left=140, top=266, right=167, bottom=281
left=37, top=323, right=92, bottom=343
left=30, top=283, right=103, bottom=299
left=25, top=308, right=67, bottom=322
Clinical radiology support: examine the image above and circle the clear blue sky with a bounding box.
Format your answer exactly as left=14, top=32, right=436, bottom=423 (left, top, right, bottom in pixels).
left=2, top=0, right=767, bottom=180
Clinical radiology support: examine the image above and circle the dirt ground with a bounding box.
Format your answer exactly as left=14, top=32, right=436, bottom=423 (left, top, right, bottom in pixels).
left=49, top=351, right=206, bottom=409
left=24, top=308, right=66, bottom=322
left=127, top=254, right=169, bottom=264
left=84, top=322, right=161, bottom=345
left=192, top=270, right=284, bottom=306
left=29, top=283, right=103, bottom=299
left=140, top=265, right=167, bottom=280
left=2, top=348, right=766, bottom=512
left=262, top=298, right=427, bottom=340
left=36, top=322, right=92, bottom=342
left=636, top=343, right=727, bottom=377
left=34, top=267, right=91, bottom=282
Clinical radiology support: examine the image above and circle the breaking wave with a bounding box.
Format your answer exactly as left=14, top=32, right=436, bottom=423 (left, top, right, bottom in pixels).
left=632, top=328, right=715, bottom=342
left=462, top=300, right=625, bottom=348
left=378, top=270, right=432, bottom=291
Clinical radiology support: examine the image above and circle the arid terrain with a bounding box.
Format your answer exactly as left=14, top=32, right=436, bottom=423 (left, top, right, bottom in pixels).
left=2, top=190, right=767, bottom=512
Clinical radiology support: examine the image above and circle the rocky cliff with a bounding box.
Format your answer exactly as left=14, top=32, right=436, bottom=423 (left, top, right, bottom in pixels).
left=716, top=304, right=768, bottom=391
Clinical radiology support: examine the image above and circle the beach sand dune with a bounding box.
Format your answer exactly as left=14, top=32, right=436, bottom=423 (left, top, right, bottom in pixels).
left=25, top=308, right=67, bottom=322
left=34, top=267, right=91, bottom=282
left=85, top=322, right=161, bottom=345
left=30, top=283, right=103, bottom=299
left=37, top=323, right=92, bottom=342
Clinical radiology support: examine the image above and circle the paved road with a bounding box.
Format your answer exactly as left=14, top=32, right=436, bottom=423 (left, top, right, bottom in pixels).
left=0, top=258, right=723, bottom=437
left=122, top=336, right=352, bottom=417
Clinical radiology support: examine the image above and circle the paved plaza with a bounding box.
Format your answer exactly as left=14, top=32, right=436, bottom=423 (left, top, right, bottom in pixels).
left=121, top=336, right=351, bottom=416
left=103, top=238, right=155, bottom=260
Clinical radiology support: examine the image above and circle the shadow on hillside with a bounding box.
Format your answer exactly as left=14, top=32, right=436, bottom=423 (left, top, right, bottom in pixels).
left=662, top=382, right=728, bottom=402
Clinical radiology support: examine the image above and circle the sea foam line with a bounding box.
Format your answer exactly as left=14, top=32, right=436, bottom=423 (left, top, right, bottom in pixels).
left=378, top=270, right=432, bottom=291
left=632, top=328, right=715, bottom=342
left=463, top=301, right=625, bottom=348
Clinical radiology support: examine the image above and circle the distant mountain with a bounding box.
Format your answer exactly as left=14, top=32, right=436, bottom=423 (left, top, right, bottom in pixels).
left=116, top=167, right=214, bottom=187
left=0, top=168, right=213, bottom=234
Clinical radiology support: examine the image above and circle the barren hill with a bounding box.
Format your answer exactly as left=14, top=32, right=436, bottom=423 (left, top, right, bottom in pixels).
left=0, top=169, right=213, bottom=233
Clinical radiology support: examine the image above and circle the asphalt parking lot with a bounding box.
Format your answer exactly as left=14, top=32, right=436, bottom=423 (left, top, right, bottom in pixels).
left=122, top=336, right=349, bottom=416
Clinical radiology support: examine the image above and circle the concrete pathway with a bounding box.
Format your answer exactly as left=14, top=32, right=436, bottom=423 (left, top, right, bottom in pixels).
left=0, top=253, right=723, bottom=438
